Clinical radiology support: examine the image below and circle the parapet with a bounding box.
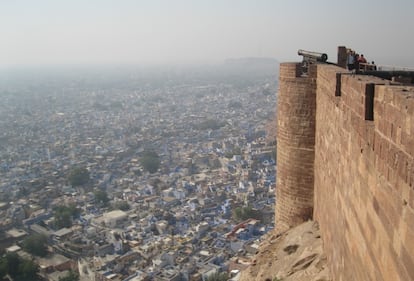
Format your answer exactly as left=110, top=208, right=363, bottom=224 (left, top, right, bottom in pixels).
left=280, top=62, right=318, bottom=80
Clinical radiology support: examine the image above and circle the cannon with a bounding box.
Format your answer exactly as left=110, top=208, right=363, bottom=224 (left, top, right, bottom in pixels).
left=298, top=49, right=328, bottom=62
left=298, top=49, right=328, bottom=75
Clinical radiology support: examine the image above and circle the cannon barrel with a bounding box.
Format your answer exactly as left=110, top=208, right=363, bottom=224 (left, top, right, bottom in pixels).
left=298, top=49, right=328, bottom=62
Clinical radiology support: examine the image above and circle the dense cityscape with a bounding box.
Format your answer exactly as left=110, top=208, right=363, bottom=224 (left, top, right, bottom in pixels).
left=0, top=59, right=278, bottom=281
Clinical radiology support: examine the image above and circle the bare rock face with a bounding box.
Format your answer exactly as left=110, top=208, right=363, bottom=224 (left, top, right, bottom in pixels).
left=239, top=221, right=331, bottom=281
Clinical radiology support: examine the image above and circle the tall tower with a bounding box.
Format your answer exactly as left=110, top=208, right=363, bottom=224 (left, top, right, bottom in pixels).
left=275, top=62, right=317, bottom=232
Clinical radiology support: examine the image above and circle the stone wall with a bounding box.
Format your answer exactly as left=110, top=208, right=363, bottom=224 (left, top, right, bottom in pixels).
left=313, top=64, right=414, bottom=280
left=275, top=63, right=316, bottom=232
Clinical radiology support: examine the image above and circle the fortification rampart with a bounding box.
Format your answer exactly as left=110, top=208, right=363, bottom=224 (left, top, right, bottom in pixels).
left=276, top=59, right=414, bottom=280
left=275, top=63, right=316, bottom=232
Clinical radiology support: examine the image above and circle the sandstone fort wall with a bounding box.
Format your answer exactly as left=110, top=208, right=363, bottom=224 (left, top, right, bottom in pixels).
left=276, top=62, right=414, bottom=280
left=275, top=63, right=316, bottom=232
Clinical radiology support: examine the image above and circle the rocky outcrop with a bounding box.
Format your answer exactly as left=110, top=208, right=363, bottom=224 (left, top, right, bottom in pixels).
left=239, top=221, right=331, bottom=281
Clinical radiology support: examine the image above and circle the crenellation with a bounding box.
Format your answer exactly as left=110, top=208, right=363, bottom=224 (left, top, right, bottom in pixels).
left=279, top=63, right=302, bottom=79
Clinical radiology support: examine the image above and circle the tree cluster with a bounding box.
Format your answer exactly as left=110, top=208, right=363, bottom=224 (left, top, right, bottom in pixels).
left=233, top=206, right=262, bottom=222
left=112, top=201, right=130, bottom=211
left=224, top=146, right=242, bottom=159
left=0, top=253, right=39, bottom=281
left=194, top=119, right=226, bottom=130
left=94, top=190, right=110, bottom=207
left=228, top=100, right=243, bottom=109
left=22, top=234, right=48, bottom=257
left=140, top=150, right=160, bottom=174
left=68, top=167, right=90, bottom=186
left=54, top=204, right=80, bottom=229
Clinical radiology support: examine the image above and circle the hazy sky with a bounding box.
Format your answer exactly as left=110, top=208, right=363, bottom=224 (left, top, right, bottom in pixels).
left=2, top=0, right=414, bottom=67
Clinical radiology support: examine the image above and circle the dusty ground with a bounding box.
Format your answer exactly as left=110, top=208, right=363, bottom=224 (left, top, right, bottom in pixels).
left=239, top=221, right=331, bottom=281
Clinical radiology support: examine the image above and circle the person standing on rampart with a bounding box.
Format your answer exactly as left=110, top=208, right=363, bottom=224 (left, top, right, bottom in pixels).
left=347, top=50, right=355, bottom=70
left=358, top=54, right=367, bottom=63
left=354, top=54, right=360, bottom=72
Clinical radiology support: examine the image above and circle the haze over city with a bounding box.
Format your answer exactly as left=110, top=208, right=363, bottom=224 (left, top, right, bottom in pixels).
left=2, top=0, right=414, bottom=67
left=2, top=1, right=414, bottom=281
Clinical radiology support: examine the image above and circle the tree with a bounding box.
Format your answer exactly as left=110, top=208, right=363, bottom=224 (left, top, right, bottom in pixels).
left=0, top=253, right=40, bottom=281
left=224, top=151, right=234, bottom=159
left=18, top=259, right=39, bottom=280
left=5, top=253, right=20, bottom=276
left=59, top=270, right=79, bottom=281
left=94, top=189, right=110, bottom=207
left=228, top=100, right=243, bottom=109
left=0, top=256, right=8, bottom=278
left=195, top=119, right=226, bottom=130
left=233, top=206, right=262, bottom=222
left=68, top=167, right=90, bottom=186
left=224, top=147, right=242, bottom=159
left=54, top=204, right=80, bottom=229
left=55, top=211, right=72, bottom=228
left=22, top=234, right=48, bottom=257
left=112, top=201, right=130, bottom=211
left=210, top=158, right=222, bottom=169
left=140, top=151, right=160, bottom=173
